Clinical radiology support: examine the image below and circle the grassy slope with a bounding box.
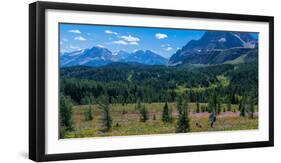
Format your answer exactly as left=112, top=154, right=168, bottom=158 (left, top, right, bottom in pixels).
left=175, top=73, right=230, bottom=94
left=63, top=102, right=258, bottom=138
left=224, top=54, right=247, bottom=64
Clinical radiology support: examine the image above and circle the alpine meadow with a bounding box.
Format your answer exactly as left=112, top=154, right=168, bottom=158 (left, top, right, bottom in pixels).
left=59, top=23, right=258, bottom=139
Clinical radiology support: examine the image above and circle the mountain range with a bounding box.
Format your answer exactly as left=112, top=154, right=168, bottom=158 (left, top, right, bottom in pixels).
left=61, top=48, right=168, bottom=67
left=60, top=31, right=258, bottom=68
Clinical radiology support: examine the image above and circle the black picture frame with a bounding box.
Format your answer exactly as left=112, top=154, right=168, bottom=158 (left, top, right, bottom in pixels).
left=29, top=1, right=274, bottom=162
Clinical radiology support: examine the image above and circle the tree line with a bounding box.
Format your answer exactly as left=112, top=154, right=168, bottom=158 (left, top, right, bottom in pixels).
left=60, top=62, right=258, bottom=106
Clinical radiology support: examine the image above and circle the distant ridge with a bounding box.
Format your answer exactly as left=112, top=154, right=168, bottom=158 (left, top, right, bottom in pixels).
left=60, top=47, right=167, bottom=67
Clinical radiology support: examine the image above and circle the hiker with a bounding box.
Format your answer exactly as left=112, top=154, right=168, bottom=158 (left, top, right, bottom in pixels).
left=209, top=111, right=216, bottom=128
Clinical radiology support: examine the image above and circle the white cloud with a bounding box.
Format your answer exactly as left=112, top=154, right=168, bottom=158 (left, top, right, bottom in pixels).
left=111, top=34, right=140, bottom=46
left=68, top=30, right=81, bottom=34
left=120, top=35, right=140, bottom=42
left=69, top=45, right=81, bottom=50
left=165, top=47, right=173, bottom=51
left=161, top=44, right=173, bottom=51
left=96, top=44, right=104, bottom=48
left=129, top=41, right=139, bottom=45
left=105, top=30, right=118, bottom=35
left=155, top=33, right=168, bottom=39
left=112, top=40, right=128, bottom=45
left=113, top=35, right=140, bottom=46
left=74, top=36, right=86, bottom=41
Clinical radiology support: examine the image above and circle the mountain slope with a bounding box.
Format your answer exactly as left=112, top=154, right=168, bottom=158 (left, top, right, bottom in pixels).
left=114, top=50, right=130, bottom=61
left=169, top=31, right=257, bottom=66
left=120, top=50, right=168, bottom=65
left=61, top=46, right=114, bottom=67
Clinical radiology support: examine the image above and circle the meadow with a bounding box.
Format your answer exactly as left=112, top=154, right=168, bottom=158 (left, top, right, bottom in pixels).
left=63, top=102, right=258, bottom=138
left=59, top=28, right=259, bottom=139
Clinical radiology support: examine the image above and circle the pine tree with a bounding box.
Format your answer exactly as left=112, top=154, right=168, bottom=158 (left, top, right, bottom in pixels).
left=249, top=96, right=255, bottom=118
left=196, top=101, right=200, bottom=113
left=238, top=98, right=242, bottom=112
left=153, top=114, right=156, bottom=120
left=217, top=98, right=221, bottom=115
left=227, top=95, right=232, bottom=112
left=139, top=104, right=148, bottom=122
left=240, top=97, right=246, bottom=117
left=60, top=95, right=74, bottom=131
left=200, top=105, right=205, bottom=112
left=98, top=95, right=112, bottom=132
left=135, top=99, right=141, bottom=111
left=176, top=99, right=190, bottom=133
left=84, top=105, right=93, bottom=121
left=208, top=93, right=215, bottom=113
left=81, top=96, right=91, bottom=105
left=162, top=102, right=172, bottom=122
left=176, top=96, right=183, bottom=114
left=213, top=92, right=218, bottom=114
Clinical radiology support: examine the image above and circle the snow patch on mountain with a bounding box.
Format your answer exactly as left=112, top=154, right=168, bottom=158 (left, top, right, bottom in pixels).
left=218, top=38, right=226, bottom=42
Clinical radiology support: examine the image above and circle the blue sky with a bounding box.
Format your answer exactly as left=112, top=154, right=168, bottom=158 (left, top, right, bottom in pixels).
left=59, top=23, right=257, bottom=59
left=60, top=23, right=205, bottom=58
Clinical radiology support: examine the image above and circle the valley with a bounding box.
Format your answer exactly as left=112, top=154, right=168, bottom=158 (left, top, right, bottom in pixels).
left=59, top=30, right=259, bottom=138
